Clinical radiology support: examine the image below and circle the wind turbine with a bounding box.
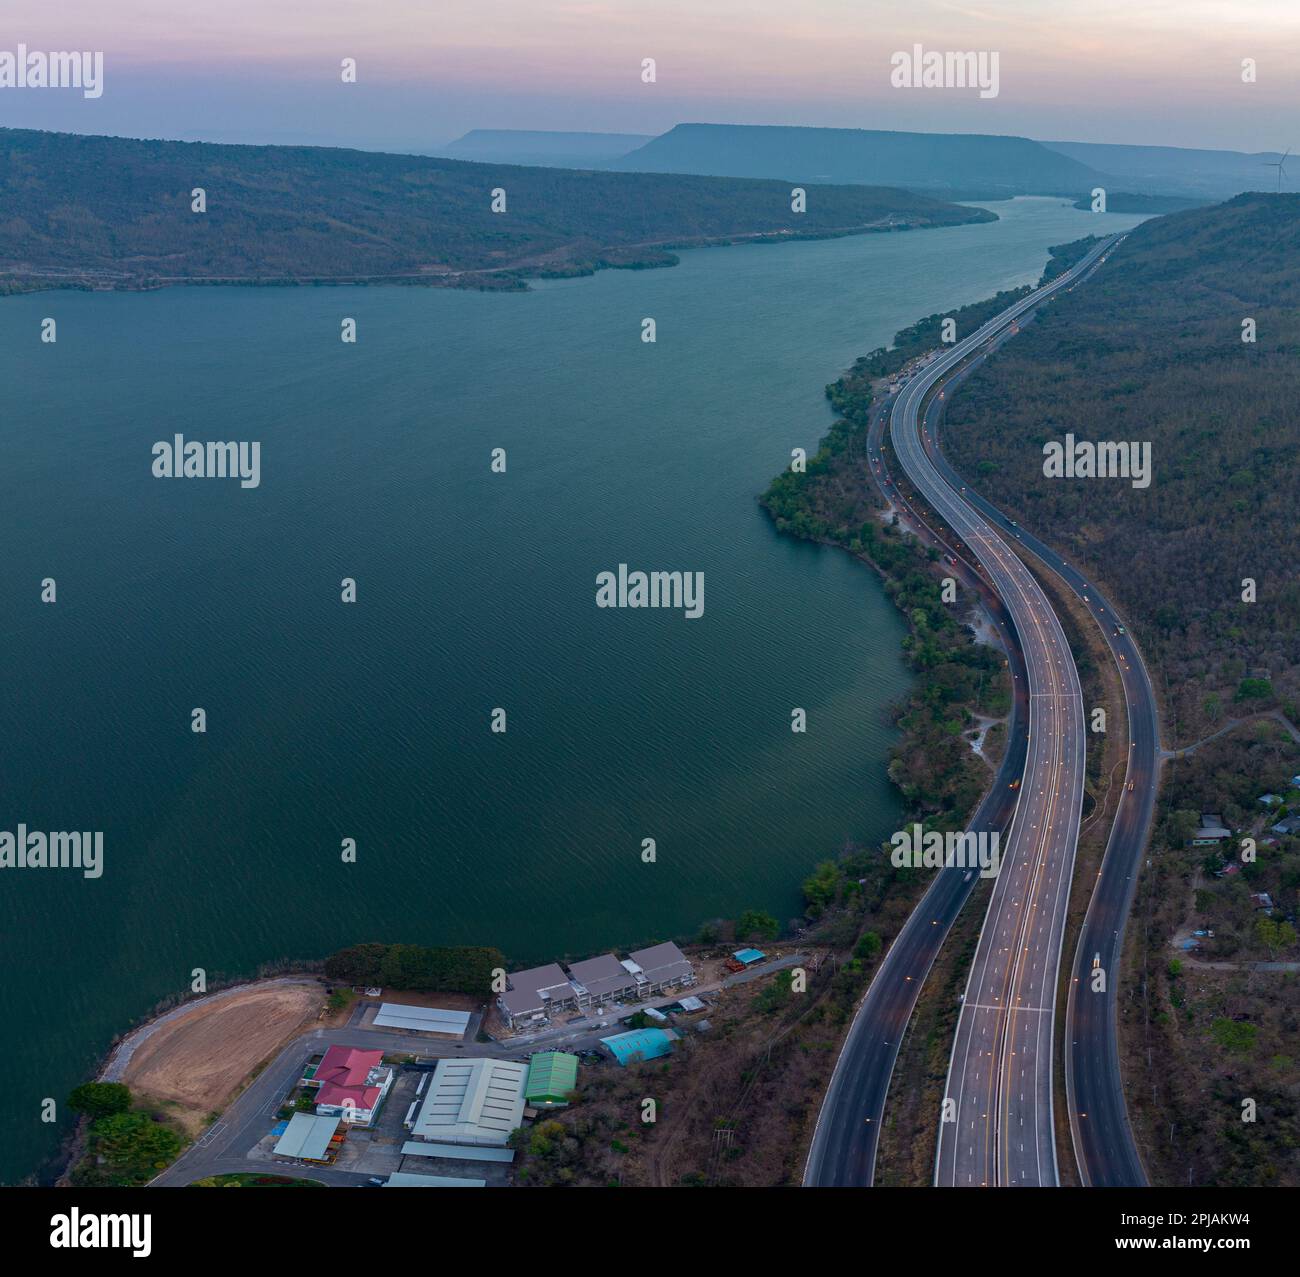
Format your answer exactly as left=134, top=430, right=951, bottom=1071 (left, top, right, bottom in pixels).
left=1263, top=147, right=1291, bottom=191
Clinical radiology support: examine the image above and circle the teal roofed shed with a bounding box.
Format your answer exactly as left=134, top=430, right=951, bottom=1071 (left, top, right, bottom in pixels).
left=600, top=1027, right=678, bottom=1065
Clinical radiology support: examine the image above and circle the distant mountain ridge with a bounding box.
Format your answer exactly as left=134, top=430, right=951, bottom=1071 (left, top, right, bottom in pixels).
left=1040, top=139, right=1287, bottom=199
left=608, top=123, right=1107, bottom=198
left=430, top=126, right=1287, bottom=202
left=436, top=129, right=654, bottom=169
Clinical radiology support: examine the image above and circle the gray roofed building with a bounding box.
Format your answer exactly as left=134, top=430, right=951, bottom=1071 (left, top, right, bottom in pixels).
left=273, top=1112, right=341, bottom=1162
left=372, top=1004, right=471, bottom=1036
left=498, top=962, right=577, bottom=1027
left=1190, top=813, right=1231, bottom=845
left=625, top=941, right=695, bottom=995
left=410, top=1058, right=528, bottom=1146
left=568, top=953, right=640, bottom=1007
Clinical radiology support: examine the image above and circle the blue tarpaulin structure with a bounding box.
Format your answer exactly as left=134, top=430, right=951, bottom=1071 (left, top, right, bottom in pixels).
left=733, top=948, right=766, bottom=965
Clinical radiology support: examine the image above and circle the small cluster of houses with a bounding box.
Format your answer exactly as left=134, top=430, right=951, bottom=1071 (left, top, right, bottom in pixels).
left=258, top=940, right=711, bottom=1184
left=1258, top=780, right=1300, bottom=838
left=1190, top=786, right=1300, bottom=850
left=497, top=940, right=696, bottom=1030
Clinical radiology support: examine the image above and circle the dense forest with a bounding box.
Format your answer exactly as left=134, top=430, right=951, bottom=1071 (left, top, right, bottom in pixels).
left=0, top=128, right=992, bottom=291
left=943, top=194, right=1300, bottom=738
left=323, top=942, right=503, bottom=994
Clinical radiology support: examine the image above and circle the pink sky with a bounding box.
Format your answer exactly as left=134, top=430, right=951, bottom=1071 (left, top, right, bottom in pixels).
left=3, top=0, right=1298, bottom=152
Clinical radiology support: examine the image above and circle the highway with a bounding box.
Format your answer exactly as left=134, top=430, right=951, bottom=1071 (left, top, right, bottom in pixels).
left=807, top=242, right=1108, bottom=1186
left=892, top=276, right=1091, bottom=1190
left=912, top=300, right=1156, bottom=1187
left=807, top=236, right=1144, bottom=1188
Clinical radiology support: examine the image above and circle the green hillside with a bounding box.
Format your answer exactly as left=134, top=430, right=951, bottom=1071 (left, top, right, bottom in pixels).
left=942, top=193, right=1300, bottom=736
left=0, top=128, right=993, bottom=292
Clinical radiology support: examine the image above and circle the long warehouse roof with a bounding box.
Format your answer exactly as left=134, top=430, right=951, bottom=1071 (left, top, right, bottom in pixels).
left=372, top=1003, right=471, bottom=1035
left=410, top=1058, right=527, bottom=1146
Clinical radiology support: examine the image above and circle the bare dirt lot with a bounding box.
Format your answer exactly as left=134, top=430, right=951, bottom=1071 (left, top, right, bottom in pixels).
left=122, top=980, right=325, bottom=1136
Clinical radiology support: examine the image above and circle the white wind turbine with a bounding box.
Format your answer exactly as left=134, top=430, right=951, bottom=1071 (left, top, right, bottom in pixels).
left=1263, top=147, right=1291, bottom=191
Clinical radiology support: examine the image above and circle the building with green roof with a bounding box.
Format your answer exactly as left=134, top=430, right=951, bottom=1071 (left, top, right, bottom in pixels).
left=525, top=1052, right=579, bottom=1107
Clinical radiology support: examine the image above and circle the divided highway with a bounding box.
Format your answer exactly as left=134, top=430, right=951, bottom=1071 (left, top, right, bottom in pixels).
left=807, top=236, right=1150, bottom=1187
left=914, top=309, right=1156, bottom=1188
left=890, top=276, right=1089, bottom=1189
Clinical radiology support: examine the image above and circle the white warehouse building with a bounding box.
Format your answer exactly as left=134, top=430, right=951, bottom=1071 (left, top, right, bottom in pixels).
left=409, top=1058, right=528, bottom=1147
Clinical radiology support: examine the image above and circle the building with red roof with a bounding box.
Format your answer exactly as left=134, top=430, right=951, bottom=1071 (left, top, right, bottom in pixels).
left=304, top=1045, right=394, bottom=1126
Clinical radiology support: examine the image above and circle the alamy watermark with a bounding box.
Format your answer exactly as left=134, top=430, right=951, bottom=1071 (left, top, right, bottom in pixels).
left=152, top=435, right=261, bottom=488
left=0, top=825, right=102, bottom=878
left=890, top=44, right=999, bottom=98
left=890, top=824, right=1001, bottom=877
left=0, top=46, right=103, bottom=98
left=596, top=564, right=704, bottom=619
left=50, top=1210, right=150, bottom=1258
left=1043, top=433, right=1151, bottom=488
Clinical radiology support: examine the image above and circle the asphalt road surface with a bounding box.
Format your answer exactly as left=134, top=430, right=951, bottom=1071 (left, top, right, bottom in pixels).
left=811, top=241, right=1128, bottom=1191
left=898, top=315, right=1085, bottom=1189
left=910, top=243, right=1153, bottom=1187
left=807, top=239, right=1124, bottom=1189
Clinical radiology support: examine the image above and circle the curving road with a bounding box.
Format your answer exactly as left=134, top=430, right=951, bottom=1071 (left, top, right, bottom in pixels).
left=806, top=237, right=1154, bottom=1191
left=806, top=237, right=1152, bottom=1187
left=889, top=278, right=1090, bottom=1190
left=912, top=300, right=1155, bottom=1188
left=807, top=236, right=1144, bottom=1188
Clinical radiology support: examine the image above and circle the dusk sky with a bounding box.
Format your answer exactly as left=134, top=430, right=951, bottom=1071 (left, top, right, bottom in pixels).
left=4, top=0, right=1299, bottom=154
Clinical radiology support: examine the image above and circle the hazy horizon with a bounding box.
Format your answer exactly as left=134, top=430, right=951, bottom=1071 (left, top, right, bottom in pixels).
left=2, top=0, right=1297, bottom=156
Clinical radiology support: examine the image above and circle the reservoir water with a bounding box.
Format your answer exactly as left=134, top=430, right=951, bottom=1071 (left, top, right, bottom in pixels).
left=0, top=197, right=1145, bottom=1181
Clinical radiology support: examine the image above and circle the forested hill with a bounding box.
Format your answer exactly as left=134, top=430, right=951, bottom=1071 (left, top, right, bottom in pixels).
left=0, top=128, right=993, bottom=292
left=943, top=193, right=1300, bottom=736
